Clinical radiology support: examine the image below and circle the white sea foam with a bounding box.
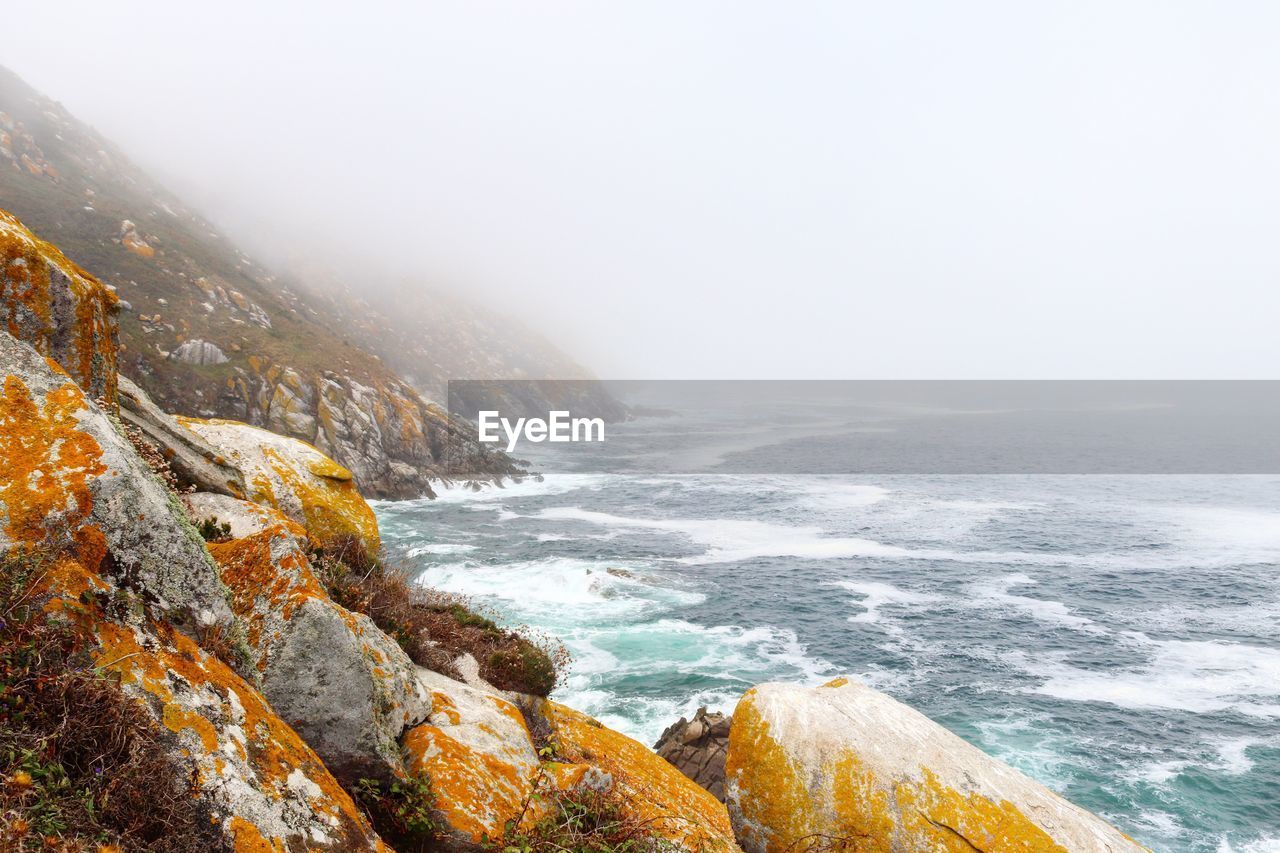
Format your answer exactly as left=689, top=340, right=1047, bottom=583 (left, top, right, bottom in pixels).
left=790, top=480, right=891, bottom=511
left=968, top=573, right=1105, bottom=633
left=415, top=473, right=611, bottom=504
left=1011, top=635, right=1280, bottom=716
left=553, top=618, right=838, bottom=745
left=1129, top=736, right=1263, bottom=787
left=1219, top=836, right=1280, bottom=853
left=533, top=506, right=910, bottom=563
left=833, top=580, right=940, bottom=625
left=972, top=714, right=1077, bottom=791
left=405, top=542, right=477, bottom=557
left=417, top=557, right=702, bottom=618
left=1213, top=737, right=1258, bottom=775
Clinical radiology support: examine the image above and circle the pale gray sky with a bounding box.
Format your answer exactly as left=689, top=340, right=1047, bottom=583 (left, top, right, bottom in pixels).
left=5, top=2, right=1279, bottom=378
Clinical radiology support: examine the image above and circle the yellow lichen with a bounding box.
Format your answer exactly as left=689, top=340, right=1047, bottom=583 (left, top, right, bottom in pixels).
left=544, top=702, right=737, bottom=851
left=727, top=689, right=1073, bottom=852
left=0, top=374, right=107, bottom=573
left=177, top=417, right=380, bottom=553
left=403, top=722, right=533, bottom=842
left=0, top=209, right=118, bottom=402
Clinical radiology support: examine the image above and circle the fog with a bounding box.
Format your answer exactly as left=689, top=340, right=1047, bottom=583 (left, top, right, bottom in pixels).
left=5, top=2, right=1279, bottom=379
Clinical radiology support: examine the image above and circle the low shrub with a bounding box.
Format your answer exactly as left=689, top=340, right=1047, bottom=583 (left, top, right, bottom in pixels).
left=0, top=549, right=215, bottom=851
left=312, top=537, right=568, bottom=696
left=353, top=775, right=441, bottom=851
left=195, top=516, right=232, bottom=543
left=491, top=766, right=675, bottom=853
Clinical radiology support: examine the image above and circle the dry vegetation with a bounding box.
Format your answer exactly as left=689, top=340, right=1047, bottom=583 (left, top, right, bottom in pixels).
left=0, top=550, right=217, bottom=851
left=311, top=536, right=568, bottom=696
left=491, top=755, right=677, bottom=853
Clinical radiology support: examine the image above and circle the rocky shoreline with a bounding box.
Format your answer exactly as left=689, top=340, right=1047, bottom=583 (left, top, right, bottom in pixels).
left=0, top=208, right=1149, bottom=850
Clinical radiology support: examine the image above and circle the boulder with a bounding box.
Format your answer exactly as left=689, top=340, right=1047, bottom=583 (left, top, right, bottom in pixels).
left=119, top=219, right=155, bottom=258
left=402, top=668, right=541, bottom=846
left=0, top=330, right=232, bottom=632
left=170, top=338, right=228, bottom=365
left=200, top=495, right=430, bottom=782
left=33, top=552, right=385, bottom=850
left=725, top=677, right=1148, bottom=853
left=654, top=707, right=732, bottom=801
left=117, top=374, right=246, bottom=497
left=0, top=208, right=117, bottom=402
left=540, top=700, right=739, bottom=851
left=0, top=331, right=380, bottom=849
left=178, top=416, right=381, bottom=553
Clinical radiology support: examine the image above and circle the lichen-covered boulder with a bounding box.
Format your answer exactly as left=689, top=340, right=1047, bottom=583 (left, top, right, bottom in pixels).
left=0, top=330, right=231, bottom=631
left=33, top=555, right=386, bottom=851
left=200, top=495, right=430, bottom=782
left=118, top=375, right=246, bottom=497
left=541, top=701, right=739, bottom=851
left=178, top=416, right=381, bottom=553
left=402, top=668, right=541, bottom=846
left=0, top=331, right=382, bottom=850
left=725, top=678, right=1148, bottom=853
left=0, top=208, right=117, bottom=402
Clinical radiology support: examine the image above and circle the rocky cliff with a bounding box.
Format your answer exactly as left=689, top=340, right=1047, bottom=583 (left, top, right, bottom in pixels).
left=0, top=65, right=621, bottom=498
left=1, top=209, right=1150, bottom=852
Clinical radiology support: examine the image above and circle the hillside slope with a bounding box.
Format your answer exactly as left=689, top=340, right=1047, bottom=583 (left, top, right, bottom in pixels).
left=0, top=66, right=605, bottom=496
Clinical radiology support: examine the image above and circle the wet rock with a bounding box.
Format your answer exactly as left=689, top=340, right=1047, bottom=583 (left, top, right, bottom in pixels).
left=654, top=707, right=731, bottom=801
left=117, top=374, right=245, bottom=497
left=725, top=677, right=1148, bottom=853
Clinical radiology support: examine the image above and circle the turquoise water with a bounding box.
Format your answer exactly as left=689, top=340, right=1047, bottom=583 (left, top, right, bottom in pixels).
left=375, top=423, right=1280, bottom=852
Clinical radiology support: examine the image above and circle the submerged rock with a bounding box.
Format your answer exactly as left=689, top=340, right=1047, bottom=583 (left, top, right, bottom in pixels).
left=654, top=707, right=732, bottom=801
left=539, top=700, right=739, bottom=851
left=725, top=677, right=1148, bottom=853
left=178, top=416, right=381, bottom=553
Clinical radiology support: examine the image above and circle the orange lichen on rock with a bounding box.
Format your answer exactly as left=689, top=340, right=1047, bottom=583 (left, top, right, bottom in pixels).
left=0, top=208, right=118, bottom=401
left=207, top=518, right=324, bottom=667
left=0, top=373, right=105, bottom=549
left=177, top=417, right=380, bottom=553
left=19, top=544, right=383, bottom=850
left=402, top=669, right=542, bottom=845
left=724, top=679, right=1146, bottom=853
left=402, top=722, right=534, bottom=842
left=725, top=687, right=894, bottom=852
left=197, top=494, right=430, bottom=787
left=542, top=701, right=738, bottom=851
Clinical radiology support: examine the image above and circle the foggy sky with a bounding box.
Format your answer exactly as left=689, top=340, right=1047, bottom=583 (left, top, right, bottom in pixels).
left=5, top=2, right=1279, bottom=379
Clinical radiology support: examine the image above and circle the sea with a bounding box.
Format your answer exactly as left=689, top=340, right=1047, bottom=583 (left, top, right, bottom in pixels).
left=374, top=392, right=1280, bottom=852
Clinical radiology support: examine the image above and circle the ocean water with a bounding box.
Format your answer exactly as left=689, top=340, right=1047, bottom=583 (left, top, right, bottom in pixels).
left=375, top=409, right=1280, bottom=852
